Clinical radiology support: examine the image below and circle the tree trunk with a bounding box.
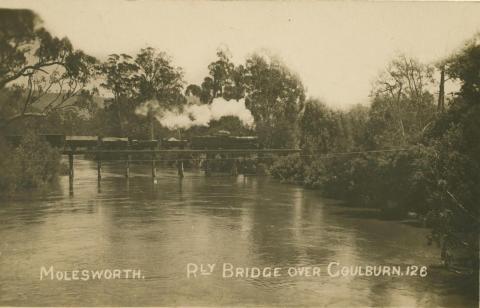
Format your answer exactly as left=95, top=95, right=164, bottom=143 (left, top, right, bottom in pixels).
left=150, top=114, right=155, bottom=140
left=438, top=66, right=445, bottom=112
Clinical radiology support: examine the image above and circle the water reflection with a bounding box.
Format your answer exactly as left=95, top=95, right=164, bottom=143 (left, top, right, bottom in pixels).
left=0, top=159, right=477, bottom=306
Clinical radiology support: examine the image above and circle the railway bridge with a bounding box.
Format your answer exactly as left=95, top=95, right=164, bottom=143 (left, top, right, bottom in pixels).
left=6, top=134, right=301, bottom=190
left=57, top=135, right=299, bottom=189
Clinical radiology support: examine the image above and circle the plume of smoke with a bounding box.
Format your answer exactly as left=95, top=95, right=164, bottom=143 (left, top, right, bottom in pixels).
left=134, top=99, right=161, bottom=117
left=136, top=97, right=254, bottom=130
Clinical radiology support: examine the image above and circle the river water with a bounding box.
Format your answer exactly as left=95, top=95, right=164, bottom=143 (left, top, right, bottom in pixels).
left=0, top=159, right=477, bottom=307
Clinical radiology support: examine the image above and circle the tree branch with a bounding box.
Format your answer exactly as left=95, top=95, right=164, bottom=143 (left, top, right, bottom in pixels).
left=0, top=112, right=47, bottom=129
left=0, top=61, right=65, bottom=90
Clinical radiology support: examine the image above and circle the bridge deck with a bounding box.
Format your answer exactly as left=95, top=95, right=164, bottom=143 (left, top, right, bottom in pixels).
left=62, top=149, right=301, bottom=155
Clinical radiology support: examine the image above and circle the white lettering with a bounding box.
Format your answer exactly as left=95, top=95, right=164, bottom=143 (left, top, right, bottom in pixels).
left=40, top=266, right=53, bottom=280
left=327, top=262, right=340, bottom=277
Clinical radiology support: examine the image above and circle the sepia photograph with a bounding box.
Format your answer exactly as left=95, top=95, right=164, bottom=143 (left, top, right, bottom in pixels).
left=0, top=0, right=479, bottom=306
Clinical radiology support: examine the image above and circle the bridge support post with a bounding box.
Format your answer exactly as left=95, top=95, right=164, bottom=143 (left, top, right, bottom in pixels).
left=126, top=154, right=131, bottom=178
left=151, top=147, right=156, bottom=179
left=177, top=144, right=184, bottom=179
left=205, top=153, right=211, bottom=176
left=255, top=152, right=263, bottom=175
left=68, top=153, right=74, bottom=184
left=231, top=158, right=238, bottom=176
left=97, top=137, right=102, bottom=182
left=177, top=160, right=184, bottom=178
left=126, top=138, right=131, bottom=178
left=97, top=157, right=102, bottom=182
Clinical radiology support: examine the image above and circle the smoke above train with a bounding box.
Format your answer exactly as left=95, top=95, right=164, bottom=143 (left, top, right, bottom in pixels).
left=135, top=97, right=255, bottom=129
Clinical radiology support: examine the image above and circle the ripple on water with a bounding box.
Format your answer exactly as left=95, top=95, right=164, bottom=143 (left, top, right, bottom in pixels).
left=0, top=163, right=477, bottom=307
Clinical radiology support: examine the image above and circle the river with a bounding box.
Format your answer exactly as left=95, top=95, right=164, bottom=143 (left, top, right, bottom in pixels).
left=0, top=159, right=477, bottom=307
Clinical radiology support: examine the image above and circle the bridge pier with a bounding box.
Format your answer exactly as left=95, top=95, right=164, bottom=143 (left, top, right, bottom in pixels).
left=126, top=139, right=131, bottom=178
left=68, top=153, right=74, bottom=192
left=126, top=154, right=131, bottom=178
left=97, top=137, right=102, bottom=182
left=205, top=153, right=211, bottom=176
left=177, top=160, right=184, bottom=178
left=177, top=145, right=185, bottom=178
left=97, top=155, right=102, bottom=181
left=231, top=158, right=238, bottom=176
left=256, top=152, right=264, bottom=175
left=151, top=146, right=157, bottom=179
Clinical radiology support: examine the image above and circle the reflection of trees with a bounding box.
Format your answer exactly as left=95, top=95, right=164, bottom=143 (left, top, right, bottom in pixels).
left=248, top=184, right=334, bottom=266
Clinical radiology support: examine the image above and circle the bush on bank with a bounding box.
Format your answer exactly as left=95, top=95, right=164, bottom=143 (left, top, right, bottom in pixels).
left=0, top=133, right=62, bottom=195
left=270, top=146, right=454, bottom=214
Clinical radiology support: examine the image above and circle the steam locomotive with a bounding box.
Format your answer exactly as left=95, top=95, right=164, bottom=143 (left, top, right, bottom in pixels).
left=160, top=131, right=258, bottom=150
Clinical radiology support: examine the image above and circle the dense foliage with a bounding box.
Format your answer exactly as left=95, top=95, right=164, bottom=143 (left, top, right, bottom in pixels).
left=0, top=133, right=61, bottom=195
left=269, top=44, right=480, bottom=272
left=0, top=9, right=96, bottom=194
left=0, top=9, right=98, bottom=130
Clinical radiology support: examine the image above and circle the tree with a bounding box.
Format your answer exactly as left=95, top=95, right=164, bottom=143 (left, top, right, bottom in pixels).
left=186, top=47, right=244, bottom=103
left=99, top=48, right=186, bottom=138
left=437, top=64, right=446, bottom=112
left=434, top=33, right=480, bottom=219
left=243, top=53, right=305, bottom=148
left=204, top=48, right=234, bottom=101
left=415, top=35, right=480, bottom=270
left=135, top=47, right=186, bottom=139
left=369, top=55, right=436, bottom=147
left=0, top=9, right=97, bottom=130
left=299, top=99, right=340, bottom=153
left=135, top=47, right=185, bottom=108
left=445, top=34, right=480, bottom=104
left=99, top=53, right=139, bottom=135
left=345, top=104, right=370, bottom=149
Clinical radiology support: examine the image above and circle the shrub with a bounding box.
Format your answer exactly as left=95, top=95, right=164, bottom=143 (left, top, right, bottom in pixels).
left=269, top=154, right=306, bottom=184
left=0, top=132, right=61, bottom=196
left=303, top=159, right=328, bottom=189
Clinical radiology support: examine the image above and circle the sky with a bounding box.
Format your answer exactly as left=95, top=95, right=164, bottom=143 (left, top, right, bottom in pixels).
left=2, top=0, right=480, bottom=109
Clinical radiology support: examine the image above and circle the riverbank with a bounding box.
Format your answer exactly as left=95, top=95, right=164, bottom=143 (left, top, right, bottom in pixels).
left=268, top=153, right=479, bottom=277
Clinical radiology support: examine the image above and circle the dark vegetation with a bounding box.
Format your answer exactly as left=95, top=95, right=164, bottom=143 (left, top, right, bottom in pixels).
left=0, top=9, right=478, bottom=272
left=0, top=132, right=61, bottom=194
left=270, top=48, right=480, bottom=273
